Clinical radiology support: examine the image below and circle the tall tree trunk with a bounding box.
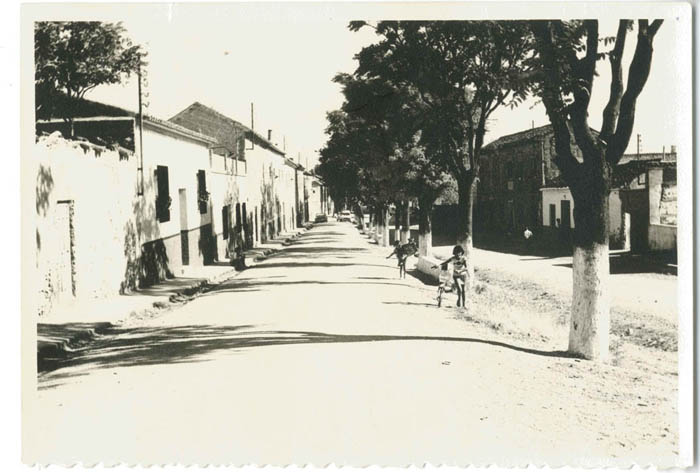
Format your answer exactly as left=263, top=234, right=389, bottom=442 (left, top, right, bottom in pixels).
left=381, top=206, right=390, bottom=247
left=456, top=173, right=477, bottom=290
left=393, top=202, right=401, bottom=245
left=569, top=165, right=611, bottom=361
left=418, top=196, right=433, bottom=257
left=400, top=200, right=410, bottom=244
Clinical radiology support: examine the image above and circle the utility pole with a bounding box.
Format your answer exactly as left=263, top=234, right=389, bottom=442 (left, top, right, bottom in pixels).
left=637, top=133, right=642, bottom=157
left=247, top=103, right=255, bottom=150
left=136, top=61, right=145, bottom=196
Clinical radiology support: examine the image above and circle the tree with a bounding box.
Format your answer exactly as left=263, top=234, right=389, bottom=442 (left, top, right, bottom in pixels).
left=350, top=21, right=534, bottom=288
left=35, top=21, right=146, bottom=135
left=318, top=75, right=403, bottom=246
left=529, top=19, right=663, bottom=360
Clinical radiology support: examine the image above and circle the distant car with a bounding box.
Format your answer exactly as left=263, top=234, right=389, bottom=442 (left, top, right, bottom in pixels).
left=314, top=214, right=328, bottom=223
left=338, top=210, right=353, bottom=222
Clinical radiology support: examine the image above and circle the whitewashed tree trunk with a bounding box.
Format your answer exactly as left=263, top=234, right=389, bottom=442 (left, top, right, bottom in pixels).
left=569, top=243, right=610, bottom=361
left=400, top=201, right=410, bottom=244
left=419, top=230, right=432, bottom=257
left=378, top=207, right=390, bottom=247
left=418, top=197, right=432, bottom=257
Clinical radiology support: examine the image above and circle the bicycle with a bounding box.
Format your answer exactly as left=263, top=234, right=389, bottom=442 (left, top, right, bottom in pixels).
left=435, top=263, right=451, bottom=307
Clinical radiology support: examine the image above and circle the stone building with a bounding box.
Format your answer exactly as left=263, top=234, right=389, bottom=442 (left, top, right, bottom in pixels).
left=478, top=124, right=587, bottom=236
left=616, top=150, right=677, bottom=252
left=477, top=124, right=677, bottom=251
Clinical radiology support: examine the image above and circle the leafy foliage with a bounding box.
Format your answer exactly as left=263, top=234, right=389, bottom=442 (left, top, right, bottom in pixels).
left=318, top=61, right=452, bottom=213
left=35, top=21, right=146, bottom=124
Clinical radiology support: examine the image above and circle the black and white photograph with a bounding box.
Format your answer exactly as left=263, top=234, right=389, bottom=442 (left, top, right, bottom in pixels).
left=20, top=2, right=692, bottom=468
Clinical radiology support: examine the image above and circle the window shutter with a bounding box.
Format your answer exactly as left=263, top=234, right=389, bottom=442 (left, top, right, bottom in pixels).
left=156, top=166, right=170, bottom=222
left=222, top=205, right=230, bottom=240
left=197, top=170, right=207, bottom=214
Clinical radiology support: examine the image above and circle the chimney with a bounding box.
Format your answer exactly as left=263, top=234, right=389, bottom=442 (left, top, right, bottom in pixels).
left=268, top=129, right=272, bottom=141
left=670, top=145, right=676, bottom=154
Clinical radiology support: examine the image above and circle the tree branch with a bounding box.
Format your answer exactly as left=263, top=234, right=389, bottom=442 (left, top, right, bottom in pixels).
left=567, top=20, right=599, bottom=162
left=600, top=20, right=630, bottom=142
left=608, top=19, right=663, bottom=165
left=530, top=20, right=581, bottom=181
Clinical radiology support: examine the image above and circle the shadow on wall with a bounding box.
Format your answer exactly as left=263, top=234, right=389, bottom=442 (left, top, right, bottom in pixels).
left=259, top=165, right=279, bottom=243
left=120, top=172, right=173, bottom=293
left=36, top=164, right=54, bottom=219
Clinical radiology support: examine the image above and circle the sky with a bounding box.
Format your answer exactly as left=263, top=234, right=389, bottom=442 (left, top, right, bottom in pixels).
left=66, top=4, right=688, bottom=167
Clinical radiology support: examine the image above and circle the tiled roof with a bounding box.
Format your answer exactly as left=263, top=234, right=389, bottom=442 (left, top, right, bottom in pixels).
left=483, top=124, right=554, bottom=150
left=36, top=95, right=218, bottom=144
left=618, top=152, right=677, bottom=165
left=169, top=102, right=286, bottom=157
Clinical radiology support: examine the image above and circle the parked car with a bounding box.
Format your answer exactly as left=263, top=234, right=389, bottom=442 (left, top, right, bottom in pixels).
left=314, top=214, right=328, bottom=223
left=338, top=210, right=353, bottom=222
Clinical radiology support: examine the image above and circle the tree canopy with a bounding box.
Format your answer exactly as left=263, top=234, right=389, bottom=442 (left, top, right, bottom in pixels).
left=35, top=21, right=146, bottom=124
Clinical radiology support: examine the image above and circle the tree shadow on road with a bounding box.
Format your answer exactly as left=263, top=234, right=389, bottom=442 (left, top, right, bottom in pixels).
left=280, top=246, right=370, bottom=255
left=382, top=301, right=438, bottom=308
left=201, top=278, right=416, bottom=295
left=252, top=261, right=387, bottom=270
left=39, top=325, right=579, bottom=388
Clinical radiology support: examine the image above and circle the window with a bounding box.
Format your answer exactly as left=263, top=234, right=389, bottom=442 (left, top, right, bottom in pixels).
left=197, top=170, right=208, bottom=214
left=637, top=172, right=646, bottom=185
left=222, top=205, right=230, bottom=240
left=155, top=165, right=170, bottom=223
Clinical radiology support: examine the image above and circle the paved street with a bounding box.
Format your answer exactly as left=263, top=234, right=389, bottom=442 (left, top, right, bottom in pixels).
left=29, top=222, right=679, bottom=467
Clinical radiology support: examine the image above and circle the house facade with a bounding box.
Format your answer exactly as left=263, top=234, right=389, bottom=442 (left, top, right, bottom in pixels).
left=477, top=124, right=677, bottom=251
left=34, top=106, right=222, bottom=314
left=169, top=102, right=305, bottom=248
left=33, top=97, right=311, bottom=317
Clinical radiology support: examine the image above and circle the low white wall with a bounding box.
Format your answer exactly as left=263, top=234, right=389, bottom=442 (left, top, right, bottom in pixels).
left=415, top=255, right=443, bottom=283
left=648, top=224, right=676, bottom=251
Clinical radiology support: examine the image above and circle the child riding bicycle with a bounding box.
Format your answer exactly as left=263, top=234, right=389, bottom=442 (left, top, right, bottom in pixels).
left=386, top=238, right=418, bottom=279
left=433, top=245, right=468, bottom=307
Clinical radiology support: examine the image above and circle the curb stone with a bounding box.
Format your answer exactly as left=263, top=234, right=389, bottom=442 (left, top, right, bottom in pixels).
left=37, top=227, right=311, bottom=372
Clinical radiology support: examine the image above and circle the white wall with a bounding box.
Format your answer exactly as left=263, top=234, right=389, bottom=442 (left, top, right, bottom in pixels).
left=541, top=188, right=574, bottom=227
left=32, top=133, right=140, bottom=314
left=239, top=140, right=289, bottom=243
left=541, top=187, right=624, bottom=241
left=141, top=124, right=213, bottom=243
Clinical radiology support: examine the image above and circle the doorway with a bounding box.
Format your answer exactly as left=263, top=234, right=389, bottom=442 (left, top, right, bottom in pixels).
left=55, top=200, right=75, bottom=300
left=560, top=200, right=571, bottom=229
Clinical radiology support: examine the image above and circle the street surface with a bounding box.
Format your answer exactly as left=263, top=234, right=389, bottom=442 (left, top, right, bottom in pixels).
left=30, top=222, right=679, bottom=467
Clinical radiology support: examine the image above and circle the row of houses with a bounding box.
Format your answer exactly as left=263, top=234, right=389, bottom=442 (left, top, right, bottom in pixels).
left=476, top=124, right=677, bottom=252
left=33, top=98, right=332, bottom=316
